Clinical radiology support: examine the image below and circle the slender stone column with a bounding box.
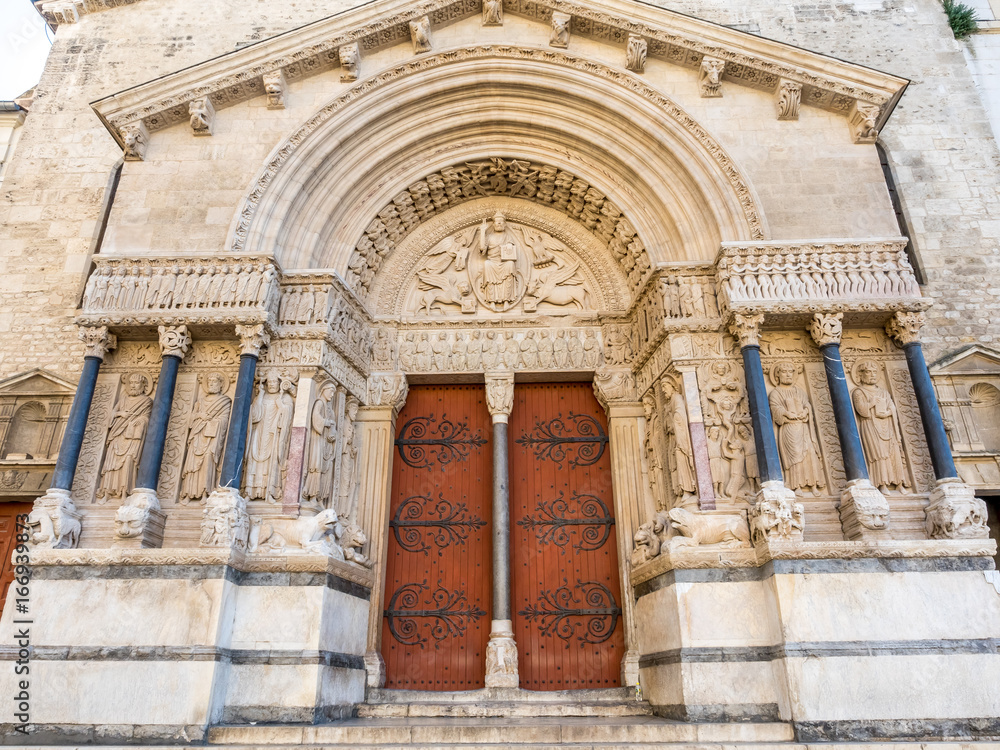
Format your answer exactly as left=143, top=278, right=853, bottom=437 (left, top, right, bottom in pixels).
left=886, top=312, right=989, bottom=539
left=593, top=367, right=646, bottom=688
left=728, top=314, right=802, bottom=543
left=483, top=371, right=519, bottom=689
left=676, top=367, right=716, bottom=510
left=201, top=324, right=270, bottom=550
left=114, top=325, right=191, bottom=548
left=809, top=313, right=890, bottom=540
left=29, top=326, right=117, bottom=549
left=359, top=371, right=408, bottom=690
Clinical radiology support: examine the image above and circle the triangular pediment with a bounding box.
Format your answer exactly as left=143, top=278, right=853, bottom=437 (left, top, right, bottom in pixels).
left=89, top=0, right=907, bottom=155
left=930, top=345, right=1000, bottom=375
left=0, top=368, right=77, bottom=395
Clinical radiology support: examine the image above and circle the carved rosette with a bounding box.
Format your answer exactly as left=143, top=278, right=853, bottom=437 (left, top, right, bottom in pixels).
left=808, top=312, right=843, bottom=348
left=886, top=311, right=925, bottom=347
left=158, top=324, right=193, bottom=360
left=728, top=313, right=764, bottom=349
left=485, top=372, right=515, bottom=423
left=79, top=325, right=117, bottom=360
left=236, top=324, right=270, bottom=358
left=593, top=368, right=637, bottom=411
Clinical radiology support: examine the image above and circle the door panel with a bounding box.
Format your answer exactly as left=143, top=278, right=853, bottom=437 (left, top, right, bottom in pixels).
left=381, top=385, right=492, bottom=690
left=510, top=382, right=625, bottom=690
left=0, top=502, right=32, bottom=619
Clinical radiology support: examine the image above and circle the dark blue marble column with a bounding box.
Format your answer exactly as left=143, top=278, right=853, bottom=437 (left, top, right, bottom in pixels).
left=888, top=313, right=959, bottom=480
left=134, top=352, right=183, bottom=493
left=730, top=314, right=784, bottom=484
left=219, top=326, right=268, bottom=490
left=51, top=327, right=116, bottom=491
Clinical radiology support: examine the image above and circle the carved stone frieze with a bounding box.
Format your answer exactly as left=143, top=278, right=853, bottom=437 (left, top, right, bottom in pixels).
left=79, top=255, right=281, bottom=329
left=717, top=240, right=926, bottom=318
left=631, top=268, right=722, bottom=364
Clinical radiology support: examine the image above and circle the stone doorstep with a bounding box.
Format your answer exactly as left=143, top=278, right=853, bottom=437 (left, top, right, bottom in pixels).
left=22, top=746, right=1000, bottom=750
left=356, top=700, right=655, bottom=717
left=367, top=686, right=638, bottom=703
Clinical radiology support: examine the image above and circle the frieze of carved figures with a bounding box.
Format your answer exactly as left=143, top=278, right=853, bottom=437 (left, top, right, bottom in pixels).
left=178, top=372, right=232, bottom=505
left=278, top=283, right=330, bottom=327
left=370, top=328, right=398, bottom=371
left=396, top=328, right=602, bottom=373
left=244, top=370, right=297, bottom=504
left=777, top=80, right=802, bottom=121
left=367, top=372, right=408, bottom=412
left=96, top=372, right=153, bottom=504
left=410, top=16, right=432, bottom=53
left=701, top=361, right=757, bottom=504
left=700, top=57, right=726, bottom=97
left=767, top=362, right=826, bottom=494
left=849, top=359, right=910, bottom=493
left=717, top=241, right=922, bottom=315
left=345, top=157, right=652, bottom=299
left=335, top=397, right=362, bottom=519
left=626, top=34, right=647, bottom=73
left=404, top=214, right=594, bottom=315
left=549, top=12, right=571, bottom=47
left=81, top=257, right=280, bottom=325
left=339, top=43, right=360, bottom=82
left=302, top=381, right=338, bottom=514
left=263, top=70, right=286, bottom=109
left=188, top=97, right=215, bottom=136
left=603, top=325, right=633, bottom=366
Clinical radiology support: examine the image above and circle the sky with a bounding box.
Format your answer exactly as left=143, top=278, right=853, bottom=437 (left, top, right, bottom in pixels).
left=0, top=0, right=52, bottom=100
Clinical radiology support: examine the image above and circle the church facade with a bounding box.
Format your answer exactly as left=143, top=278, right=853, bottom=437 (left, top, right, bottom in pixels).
left=1, top=0, right=999, bottom=744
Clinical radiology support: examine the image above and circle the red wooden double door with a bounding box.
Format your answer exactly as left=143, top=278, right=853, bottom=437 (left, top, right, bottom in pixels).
left=381, top=383, right=625, bottom=691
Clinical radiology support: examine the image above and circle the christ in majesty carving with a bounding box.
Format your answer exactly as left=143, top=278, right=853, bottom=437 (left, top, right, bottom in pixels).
left=478, top=211, right=521, bottom=308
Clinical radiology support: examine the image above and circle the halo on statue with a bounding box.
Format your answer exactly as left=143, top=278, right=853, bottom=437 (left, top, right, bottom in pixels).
left=767, top=361, right=803, bottom=388
left=851, top=357, right=881, bottom=385
left=198, top=370, right=231, bottom=394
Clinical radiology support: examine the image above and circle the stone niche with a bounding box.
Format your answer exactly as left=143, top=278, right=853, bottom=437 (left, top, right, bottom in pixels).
left=0, top=369, right=75, bottom=498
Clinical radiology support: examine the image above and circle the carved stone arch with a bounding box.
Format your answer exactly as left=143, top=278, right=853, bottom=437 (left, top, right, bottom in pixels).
left=227, top=46, right=769, bottom=286
left=373, top=197, right=629, bottom=317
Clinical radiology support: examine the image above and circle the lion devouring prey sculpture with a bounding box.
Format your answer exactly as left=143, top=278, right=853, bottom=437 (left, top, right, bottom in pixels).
left=631, top=506, right=750, bottom=565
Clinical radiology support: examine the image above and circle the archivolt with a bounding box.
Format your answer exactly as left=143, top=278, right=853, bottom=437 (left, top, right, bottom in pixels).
left=227, top=45, right=768, bottom=293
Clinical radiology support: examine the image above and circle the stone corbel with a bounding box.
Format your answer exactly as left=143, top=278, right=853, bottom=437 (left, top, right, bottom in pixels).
left=409, top=16, right=432, bottom=54
left=79, top=325, right=117, bottom=360
left=850, top=101, right=880, bottom=144
left=41, top=0, right=79, bottom=25
left=482, top=0, right=503, bottom=26
left=188, top=97, right=215, bottom=136
left=626, top=34, right=647, bottom=73
left=339, top=43, right=360, bottom=82
left=120, top=121, right=149, bottom=162
left=263, top=70, right=287, bottom=109
left=699, top=57, right=726, bottom=98
left=549, top=12, right=571, bottom=48
left=776, top=80, right=802, bottom=121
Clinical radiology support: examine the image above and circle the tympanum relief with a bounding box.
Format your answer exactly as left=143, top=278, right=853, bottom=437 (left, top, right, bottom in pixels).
left=404, top=212, right=595, bottom=317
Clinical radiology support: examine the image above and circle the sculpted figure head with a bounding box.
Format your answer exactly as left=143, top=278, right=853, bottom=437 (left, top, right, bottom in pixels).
left=206, top=372, right=225, bottom=395
left=773, top=362, right=797, bottom=387
left=856, top=360, right=879, bottom=386
left=492, top=211, right=506, bottom=232
left=265, top=372, right=281, bottom=394
left=126, top=373, right=149, bottom=397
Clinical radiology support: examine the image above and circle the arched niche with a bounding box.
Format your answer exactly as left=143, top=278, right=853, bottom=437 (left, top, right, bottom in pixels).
left=228, top=46, right=767, bottom=301
left=2, top=401, right=47, bottom=459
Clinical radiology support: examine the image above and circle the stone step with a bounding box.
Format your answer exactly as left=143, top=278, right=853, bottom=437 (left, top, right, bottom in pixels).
left=208, top=716, right=797, bottom=746
left=356, top=700, right=654, bottom=718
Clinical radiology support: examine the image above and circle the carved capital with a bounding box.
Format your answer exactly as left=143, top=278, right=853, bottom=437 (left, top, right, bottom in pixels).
left=749, top=481, right=804, bottom=545
left=235, top=323, right=270, bottom=358
left=728, top=313, right=764, bottom=349
left=593, top=367, right=637, bottom=410
left=626, top=34, right=647, bottom=73
left=700, top=57, right=726, bottom=97
left=549, top=12, right=571, bottom=48
left=776, top=80, right=802, bottom=121
left=188, top=97, right=215, bottom=136
left=120, top=121, right=148, bottom=162
left=367, top=372, right=409, bottom=413
left=263, top=70, right=287, bottom=109
left=157, top=324, right=192, bottom=359
left=886, top=311, right=924, bottom=347
left=409, top=16, right=432, bottom=54
left=484, top=620, right=519, bottom=688
left=79, top=325, right=117, bottom=361
left=808, top=312, right=843, bottom=348
left=485, top=372, right=515, bottom=423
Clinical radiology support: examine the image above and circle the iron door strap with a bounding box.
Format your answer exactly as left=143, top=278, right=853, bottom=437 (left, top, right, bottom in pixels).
left=395, top=413, right=488, bottom=470
left=384, top=580, right=486, bottom=648
left=518, top=580, right=622, bottom=647
left=390, top=492, right=487, bottom=555
left=517, top=491, right=614, bottom=553
left=515, top=412, right=609, bottom=467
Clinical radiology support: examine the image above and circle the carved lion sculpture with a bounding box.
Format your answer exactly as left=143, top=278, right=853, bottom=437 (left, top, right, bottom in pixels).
left=113, top=505, right=147, bottom=540
left=26, top=502, right=81, bottom=550
left=338, top=522, right=373, bottom=568
left=250, top=508, right=345, bottom=558
left=668, top=507, right=750, bottom=548
left=926, top=496, right=989, bottom=540
left=630, top=522, right=661, bottom=566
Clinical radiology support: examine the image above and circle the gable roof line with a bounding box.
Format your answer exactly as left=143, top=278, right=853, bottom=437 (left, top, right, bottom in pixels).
left=89, top=0, right=908, bottom=151
left=930, top=344, right=1000, bottom=373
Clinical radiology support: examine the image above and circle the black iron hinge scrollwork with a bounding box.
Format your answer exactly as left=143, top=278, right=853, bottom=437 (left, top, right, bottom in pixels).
left=518, top=580, right=621, bottom=648
left=390, top=493, right=487, bottom=556
left=395, top=413, right=488, bottom=470
left=517, top=491, right=614, bottom=554
left=515, top=412, right=609, bottom=467
left=384, top=580, right=486, bottom=649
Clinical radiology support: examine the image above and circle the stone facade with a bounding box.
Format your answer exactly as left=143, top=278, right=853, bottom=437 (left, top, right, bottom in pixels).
left=1, top=0, right=999, bottom=743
